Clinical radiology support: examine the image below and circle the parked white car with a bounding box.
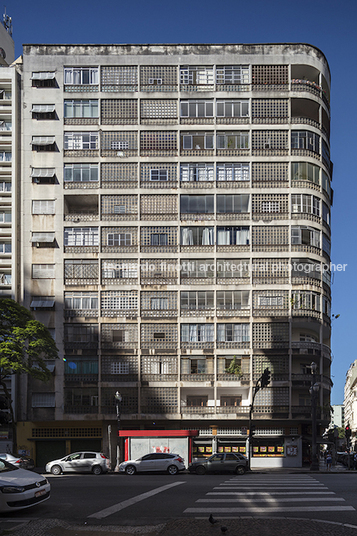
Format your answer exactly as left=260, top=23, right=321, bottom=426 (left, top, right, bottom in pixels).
left=0, top=458, right=50, bottom=512
left=119, top=453, right=185, bottom=475
left=45, top=451, right=110, bottom=475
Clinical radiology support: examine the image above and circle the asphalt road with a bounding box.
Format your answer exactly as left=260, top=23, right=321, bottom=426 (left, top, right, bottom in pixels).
left=1, top=471, right=357, bottom=530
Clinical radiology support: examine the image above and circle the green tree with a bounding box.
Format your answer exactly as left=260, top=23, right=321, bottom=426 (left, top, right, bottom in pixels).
left=0, top=298, right=59, bottom=425
left=226, top=356, right=242, bottom=376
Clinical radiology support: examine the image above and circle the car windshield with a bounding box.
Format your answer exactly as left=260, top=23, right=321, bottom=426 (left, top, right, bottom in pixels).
left=0, top=459, right=18, bottom=473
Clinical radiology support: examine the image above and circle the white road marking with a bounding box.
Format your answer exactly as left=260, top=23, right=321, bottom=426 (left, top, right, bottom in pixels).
left=88, top=481, right=186, bottom=519
left=197, top=497, right=344, bottom=503
left=184, top=506, right=355, bottom=513
left=207, top=491, right=335, bottom=495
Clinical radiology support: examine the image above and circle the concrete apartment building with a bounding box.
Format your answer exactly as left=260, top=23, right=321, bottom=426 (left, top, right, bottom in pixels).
left=17, top=43, right=332, bottom=468
left=344, top=362, right=357, bottom=450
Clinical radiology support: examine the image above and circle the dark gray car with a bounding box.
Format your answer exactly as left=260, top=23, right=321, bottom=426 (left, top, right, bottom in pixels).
left=188, top=452, right=248, bottom=475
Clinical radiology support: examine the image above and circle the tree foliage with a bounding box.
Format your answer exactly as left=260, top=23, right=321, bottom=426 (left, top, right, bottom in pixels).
left=0, top=298, right=59, bottom=387
left=226, top=356, right=242, bottom=376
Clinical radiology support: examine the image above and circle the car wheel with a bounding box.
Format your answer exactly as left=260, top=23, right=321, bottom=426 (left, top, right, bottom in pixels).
left=235, top=465, right=246, bottom=475
left=167, top=465, right=178, bottom=475
left=125, top=465, right=136, bottom=475
left=92, top=465, right=102, bottom=475
left=196, top=465, right=206, bottom=475
left=51, top=465, right=62, bottom=475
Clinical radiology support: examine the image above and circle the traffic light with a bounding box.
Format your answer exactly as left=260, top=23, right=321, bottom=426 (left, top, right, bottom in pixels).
left=345, top=424, right=352, bottom=440
left=261, top=368, right=271, bottom=388
left=250, top=424, right=256, bottom=437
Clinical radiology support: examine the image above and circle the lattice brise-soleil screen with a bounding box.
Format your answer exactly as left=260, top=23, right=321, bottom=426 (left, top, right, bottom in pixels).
left=64, top=259, right=98, bottom=279
left=141, top=291, right=177, bottom=310
left=252, top=258, right=290, bottom=279
left=252, top=65, right=289, bottom=85
left=140, top=226, right=177, bottom=246
left=252, top=162, right=288, bottom=184
left=140, top=65, right=178, bottom=86
left=252, top=322, right=289, bottom=344
left=101, top=195, right=138, bottom=215
left=140, top=387, right=178, bottom=413
left=101, top=323, right=138, bottom=343
left=101, top=163, right=138, bottom=185
left=252, top=99, right=289, bottom=118
left=140, top=100, right=177, bottom=119
left=140, top=323, right=178, bottom=343
left=252, top=194, right=289, bottom=214
left=253, top=355, right=289, bottom=374
left=101, top=99, right=138, bottom=124
left=252, top=130, right=289, bottom=150
left=141, top=356, right=178, bottom=374
left=140, top=195, right=177, bottom=215
left=141, top=163, right=177, bottom=182
left=252, top=226, right=289, bottom=246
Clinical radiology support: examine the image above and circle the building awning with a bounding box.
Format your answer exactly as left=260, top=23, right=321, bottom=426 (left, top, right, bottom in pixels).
left=31, top=136, right=55, bottom=146
left=31, top=105, right=55, bottom=113
left=31, top=72, right=56, bottom=80
left=31, top=168, right=56, bottom=178
left=30, top=299, right=55, bottom=308
left=31, top=232, right=55, bottom=243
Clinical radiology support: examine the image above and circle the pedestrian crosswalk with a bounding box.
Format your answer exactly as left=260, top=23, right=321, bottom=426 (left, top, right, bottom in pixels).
left=184, top=475, right=355, bottom=516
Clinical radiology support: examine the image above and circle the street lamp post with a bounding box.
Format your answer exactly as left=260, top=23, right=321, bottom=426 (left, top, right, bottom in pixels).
left=114, top=391, right=122, bottom=473
left=310, top=362, right=320, bottom=471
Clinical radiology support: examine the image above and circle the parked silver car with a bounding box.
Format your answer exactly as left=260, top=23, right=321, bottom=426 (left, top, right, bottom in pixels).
left=45, top=451, right=110, bottom=475
left=0, top=459, right=50, bottom=512
left=119, top=453, right=185, bottom=475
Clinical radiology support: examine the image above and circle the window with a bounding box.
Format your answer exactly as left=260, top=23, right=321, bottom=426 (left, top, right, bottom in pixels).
left=64, top=132, right=98, bottom=150
left=64, top=227, right=99, bottom=246
left=217, top=163, right=249, bottom=182
left=31, top=232, right=55, bottom=246
left=0, top=182, right=11, bottom=192
left=32, top=200, right=55, bottom=215
left=107, top=233, right=132, bottom=246
left=216, top=65, right=249, bottom=85
left=180, top=227, right=214, bottom=246
left=65, top=359, right=98, bottom=375
left=31, top=104, right=56, bottom=120
left=217, top=324, right=250, bottom=342
left=64, top=292, right=98, bottom=310
left=32, top=393, right=55, bottom=408
left=30, top=296, right=55, bottom=309
left=180, top=195, right=214, bottom=214
left=32, top=264, right=55, bottom=279
left=217, top=132, right=249, bottom=149
left=258, top=295, right=284, bottom=306
left=0, top=152, right=11, bottom=162
left=217, top=195, right=249, bottom=213
left=64, top=100, right=99, bottom=118
left=322, top=171, right=331, bottom=197
left=220, top=396, right=242, bottom=407
left=151, top=233, right=168, bottom=246
left=291, top=194, right=320, bottom=216
left=64, top=67, right=99, bottom=85
left=217, top=291, right=249, bottom=310
left=322, top=202, right=330, bottom=225
left=112, top=330, right=125, bottom=342
left=292, top=291, right=320, bottom=311
left=0, top=212, right=11, bottom=223
left=180, top=100, right=214, bottom=117
left=216, top=100, right=249, bottom=117
left=102, top=261, right=137, bottom=279
left=180, top=163, right=214, bottom=182
left=31, top=168, right=56, bottom=183
left=151, top=298, right=168, bottom=310
left=291, top=162, right=320, bottom=184
left=64, top=323, right=98, bottom=343
left=0, top=242, right=11, bottom=254
left=180, top=259, right=214, bottom=278
left=181, top=291, right=214, bottom=310
left=180, top=66, right=214, bottom=85
left=186, top=396, right=208, bottom=407
left=261, top=201, right=280, bottom=213
left=291, top=259, right=321, bottom=280
left=216, top=259, right=249, bottom=278
left=31, top=137, right=56, bottom=151
left=31, top=72, right=56, bottom=87
left=181, top=324, right=214, bottom=342
left=217, top=227, right=250, bottom=245
left=322, top=234, right=331, bottom=256
left=150, top=169, right=168, bottom=181
left=291, top=226, right=320, bottom=248
left=181, top=132, right=214, bottom=150
left=64, top=163, right=98, bottom=182
left=291, top=131, right=320, bottom=153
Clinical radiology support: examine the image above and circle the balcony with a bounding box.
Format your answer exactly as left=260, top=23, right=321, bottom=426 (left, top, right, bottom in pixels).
left=180, top=374, right=214, bottom=382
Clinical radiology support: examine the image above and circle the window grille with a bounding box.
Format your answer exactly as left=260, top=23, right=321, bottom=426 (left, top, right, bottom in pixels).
left=252, top=226, right=288, bottom=250
left=32, top=200, right=55, bottom=215
left=101, top=162, right=138, bottom=188
left=252, top=258, right=290, bottom=283
left=101, top=227, right=137, bottom=251
left=141, top=291, right=177, bottom=311
left=32, top=393, right=55, bottom=408
left=101, top=195, right=138, bottom=219
left=101, top=260, right=138, bottom=281
left=101, top=99, right=138, bottom=125
left=101, top=291, right=138, bottom=312
left=141, top=100, right=177, bottom=119
left=101, top=131, right=137, bottom=156
left=252, top=130, right=288, bottom=151
left=140, top=131, right=177, bottom=154
left=141, top=387, right=178, bottom=413
left=252, top=194, right=288, bottom=216
left=64, top=259, right=98, bottom=281
left=252, top=162, right=288, bottom=186
left=252, top=99, right=288, bottom=121
left=64, top=227, right=99, bottom=246
left=32, top=264, right=55, bottom=279
left=252, top=65, right=288, bottom=86
left=101, top=66, right=138, bottom=91
left=140, top=226, right=177, bottom=247
left=140, top=66, right=178, bottom=90
left=141, top=324, right=178, bottom=345
left=140, top=195, right=177, bottom=219
left=141, top=163, right=177, bottom=186
left=252, top=322, right=289, bottom=348
left=180, top=66, right=214, bottom=87
left=216, top=163, right=249, bottom=182
left=64, top=132, right=98, bottom=151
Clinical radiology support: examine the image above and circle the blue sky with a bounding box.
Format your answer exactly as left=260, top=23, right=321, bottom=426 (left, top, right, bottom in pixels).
left=7, top=0, right=357, bottom=404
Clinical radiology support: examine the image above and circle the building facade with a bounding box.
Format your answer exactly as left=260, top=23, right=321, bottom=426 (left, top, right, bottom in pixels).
left=18, top=43, right=332, bottom=468
left=344, top=362, right=357, bottom=450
